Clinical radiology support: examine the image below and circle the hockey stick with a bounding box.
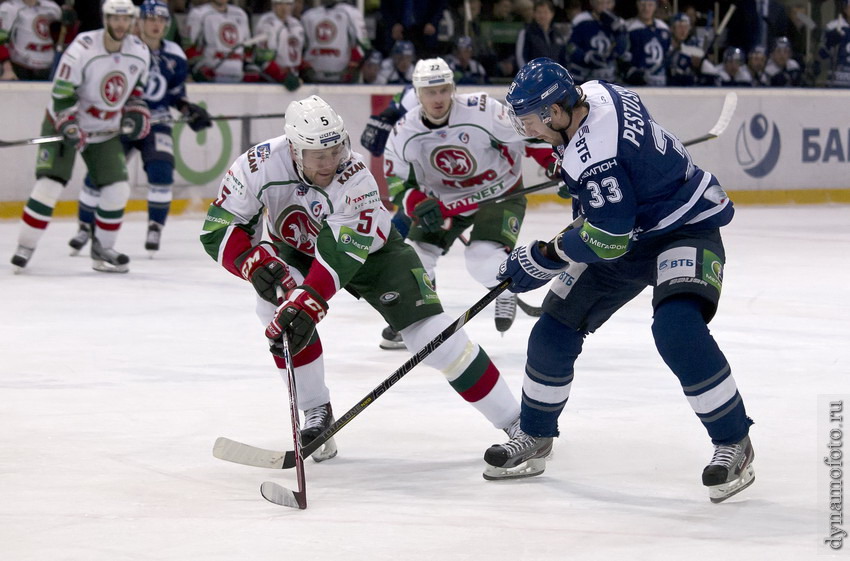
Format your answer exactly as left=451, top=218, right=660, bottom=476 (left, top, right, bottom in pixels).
left=444, top=178, right=563, bottom=217
left=0, top=113, right=287, bottom=148
left=516, top=297, right=543, bottom=317
left=212, top=215, right=586, bottom=470
left=260, top=332, right=307, bottom=509
left=681, top=91, right=738, bottom=147
left=210, top=33, right=268, bottom=71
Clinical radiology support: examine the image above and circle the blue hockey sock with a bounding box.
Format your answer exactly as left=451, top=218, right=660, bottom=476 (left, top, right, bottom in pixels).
left=520, top=313, right=585, bottom=437
left=652, top=296, right=752, bottom=445
left=147, top=201, right=170, bottom=226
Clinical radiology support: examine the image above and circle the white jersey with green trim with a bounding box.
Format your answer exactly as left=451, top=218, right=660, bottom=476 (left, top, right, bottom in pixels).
left=51, top=30, right=150, bottom=140
left=0, top=0, right=62, bottom=69
left=185, top=3, right=251, bottom=82
left=301, top=3, right=369, bottom=79
left=211, top=135, right=392, bottom=294
left=383, top=92, right=529, bottom=214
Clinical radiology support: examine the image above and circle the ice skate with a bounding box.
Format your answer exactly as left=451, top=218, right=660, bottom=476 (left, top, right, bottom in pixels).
left=91, top=237, right=130, bottom=273
left=68, top=223, right=92, bottom=255
left=301, top=402, right=337, bottom=462
left=483, top=428, right=553, bottom=480
left=702, top=434, right=755, bottom=503
left=379, top=325, right=405, bottom=350
left=503, top=415, right=521, bottom=439
left=145, top=222, right=162, bottom=255
left=494, top=292, right=517, bottom=333
left=10, top=245, right=34, bottom=273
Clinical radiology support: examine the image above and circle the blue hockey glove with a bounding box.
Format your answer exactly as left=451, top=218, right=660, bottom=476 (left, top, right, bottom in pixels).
left=497, top=240, right=568, bottom=293
left=360, top=115, right=394, bottom=157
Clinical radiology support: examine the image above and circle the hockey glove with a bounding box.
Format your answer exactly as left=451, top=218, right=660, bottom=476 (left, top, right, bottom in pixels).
left=54, top=111, right=87, bottom=151
left=412, top=198, right=447, bottom=233
left=283, top=71, right=301, bottom=92
left=497, top=240, right=568, bottom=293
left=182, top=102, right=212, bottom=132
left=359, top=115, right=394, bottom=157
left=121, top=98, right=151, bottom=141
left=236, top=242, right=297, bottom=304
left=266, top=286, right=329, bottom=357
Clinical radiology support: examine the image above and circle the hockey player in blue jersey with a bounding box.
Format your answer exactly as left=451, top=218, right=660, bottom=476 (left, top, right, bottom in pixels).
left=68, top=0, right=212, bottom=255
left=621, top=0, right=670, bottom=86
left=567, top=0, right=627, bottom=83
left=483, top=58, right=755, bottom=504
left=819, top=0, right=850, bottom=88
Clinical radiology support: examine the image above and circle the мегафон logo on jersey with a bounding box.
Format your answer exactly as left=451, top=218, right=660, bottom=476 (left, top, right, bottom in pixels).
left=735, top=114, right=781, bottom=178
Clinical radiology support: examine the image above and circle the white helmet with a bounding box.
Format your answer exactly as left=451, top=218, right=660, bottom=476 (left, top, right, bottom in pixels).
left=284, top=95, right=350, bottom=185
left=102, top=0, right=137, bottom=17
left=412, top=57, right=454, bottom=93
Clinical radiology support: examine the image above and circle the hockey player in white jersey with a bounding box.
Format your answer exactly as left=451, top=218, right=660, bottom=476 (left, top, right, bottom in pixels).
left=11, top=0, right=151, bottom=273
left=300, top=0, right=370, bottom=83
left=254, top=0, right=305, bottom=91
left=201, top=95, right=520, bottom=464
left=0, top=0, right=71, bottom=80
left=184, top=0, right=251, bottom=83
left=383, top=57, right=555, bottom=334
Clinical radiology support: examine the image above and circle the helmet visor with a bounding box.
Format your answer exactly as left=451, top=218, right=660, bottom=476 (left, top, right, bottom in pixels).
left=507, top=106, right=547, bottom=138
left=300, top=142, right=350, bottom=176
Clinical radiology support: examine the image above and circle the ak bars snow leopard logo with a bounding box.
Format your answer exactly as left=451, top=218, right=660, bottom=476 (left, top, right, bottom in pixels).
left=736, top=114, right=781, bottom=178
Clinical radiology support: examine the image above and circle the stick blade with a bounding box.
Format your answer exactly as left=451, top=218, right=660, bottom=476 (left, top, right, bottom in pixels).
left=213, top=437, right=287, bottom=469
left=707, top=92, right=738, bottom=138
left=260, top=481, right=307, bottom=509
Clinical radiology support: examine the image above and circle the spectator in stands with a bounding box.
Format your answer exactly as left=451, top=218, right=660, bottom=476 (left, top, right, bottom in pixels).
left=667, top=11, right=716, bottom=86
left=567, top=0, right=627, bottom=82
left=375, top=39, right=415, bottom=84
left=818, top=0, right=850, bottom=88
left=622, top=0, right=671, bottom=86
left=302, top=0, right=371, bottom=83
left=764, top=35, right=802, bottom=86
left=361, top=49, right=383, bottom=84
left=254, top=0, right=305, bottom=91
left=513, top=0, right=535, bottom=24
left=747, top=45, right=769, bottom=86
left=0, top=0, right=78, bottom=81
left=727, top=0, right=792, bottom=54
left=717, top=46, right=753, bottom=86
left=184, top=0, right=252, bottom=83
left=516, top=0, right=568, bottom=68
left=380, top=0, right=446, bottom=59
left=446, top=35, right=488, bottom=84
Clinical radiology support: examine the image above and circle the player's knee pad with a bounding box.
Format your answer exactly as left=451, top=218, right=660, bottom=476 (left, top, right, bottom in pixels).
left=145, top=159, right=174, bottom=186
left=30, top=177, right=65, bottom=207
left=464, top=240, right=508, bottom=287
left=401, top=313, right=473, bottom=372
left=97, top=181, right=130, bottom=211
left=407, top=240, right=441, bottom=282
left=651, top=295, right=710, bottom=365
left=526, top=313, right=584, bottom=379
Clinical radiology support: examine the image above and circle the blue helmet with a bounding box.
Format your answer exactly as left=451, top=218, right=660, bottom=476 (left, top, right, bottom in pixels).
left=723, top=46, right=744, bottom=63
left=139, top=0, right=170, bottom=21
left=506, top=58, right=580, bottom=123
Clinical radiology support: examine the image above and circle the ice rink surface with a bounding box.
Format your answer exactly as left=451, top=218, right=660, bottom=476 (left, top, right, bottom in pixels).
left=1, top=204, right=849, bottom=560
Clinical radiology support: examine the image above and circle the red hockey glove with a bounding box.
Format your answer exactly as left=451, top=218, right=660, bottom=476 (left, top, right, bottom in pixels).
left=122, top=98, right=151, bottom=141
left=54, top=111, right=87, bottom=151
left=236, top=242, right=297, bottom=304
left=265, top=286, right=329, bottom=356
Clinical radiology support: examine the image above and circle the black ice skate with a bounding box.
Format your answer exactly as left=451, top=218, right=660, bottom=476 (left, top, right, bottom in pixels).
left=68, top=223, right=92, bottom=255
left=91, top=237, right=129, bottom=273
left=702, top=434, right=755, bottom=503
left=301, top=402, right=338, bottom=462
left=11, top=245, right=34, bottom=273
left=494, top=292, right=517, bottom=333
left=379, top=325, right=405, bottom=350
left=145, top=222, right=162, bottom=255
left=483, top=428, right=553, bottom=480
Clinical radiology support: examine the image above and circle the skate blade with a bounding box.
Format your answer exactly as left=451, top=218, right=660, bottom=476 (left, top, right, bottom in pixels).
left=309, top=437, right=338, bottom=463
left=92, top=260, right=129, bottom=273
left=483, top=457, right=547, bottom=480
left=379, top=339, right=406, bottom=350
left=147, top=251, right=157, bottom=259
left=69, top=247, right=81, bottom=256
left=12, top=264, right=25, bottom=275
left=708, top=464, right=755, bottom=503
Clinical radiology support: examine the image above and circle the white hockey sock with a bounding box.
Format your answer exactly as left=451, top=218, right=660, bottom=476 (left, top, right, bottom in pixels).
left=464, top=240, right=509, bottom=287
left=93, top=181, right=130, bottom=249
left=18, top=177, right=64, bottom=248
left=288, top=350, right=329, bottom=410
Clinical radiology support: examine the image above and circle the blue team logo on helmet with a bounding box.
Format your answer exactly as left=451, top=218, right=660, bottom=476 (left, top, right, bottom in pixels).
left=506, top=58, right=580, bottom=136
left=140, top=0, right=171, bottom=20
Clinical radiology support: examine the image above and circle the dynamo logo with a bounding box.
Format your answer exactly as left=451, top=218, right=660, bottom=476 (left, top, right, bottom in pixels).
left=736, top=114, right=781, bottom=178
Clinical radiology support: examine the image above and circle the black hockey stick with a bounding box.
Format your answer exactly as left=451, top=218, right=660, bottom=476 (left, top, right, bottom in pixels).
left=212, top=216, right=586, bottom=471
left=445, top=178, right=563, bottom=216
left=516, top=297, right=543, bottom=317
left=260, top=333, right=307, bottom=508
